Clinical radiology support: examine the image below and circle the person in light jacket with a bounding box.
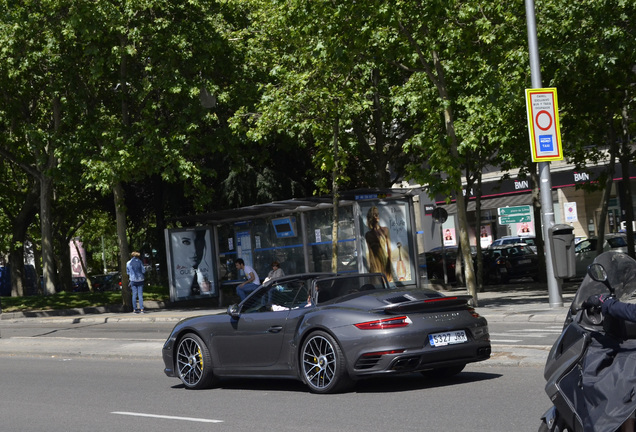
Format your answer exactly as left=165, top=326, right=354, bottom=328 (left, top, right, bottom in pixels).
left=126, top=251, right=146, bottom=313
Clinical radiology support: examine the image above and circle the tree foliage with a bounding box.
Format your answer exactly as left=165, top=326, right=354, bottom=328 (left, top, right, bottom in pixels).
left=0, top=0, right=633, bottom=300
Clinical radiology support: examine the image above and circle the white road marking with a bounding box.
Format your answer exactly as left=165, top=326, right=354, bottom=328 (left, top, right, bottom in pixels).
left=490, top=339, right=522, bottom=343
left=112, top=412, right=223, bottom=423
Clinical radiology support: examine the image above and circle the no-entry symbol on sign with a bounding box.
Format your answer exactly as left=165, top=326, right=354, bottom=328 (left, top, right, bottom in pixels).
left=525, top=88, right=563, bottom=162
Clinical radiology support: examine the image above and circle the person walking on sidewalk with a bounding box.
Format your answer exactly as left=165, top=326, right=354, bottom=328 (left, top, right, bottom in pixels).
left=127, top=251, right=146, bottom=313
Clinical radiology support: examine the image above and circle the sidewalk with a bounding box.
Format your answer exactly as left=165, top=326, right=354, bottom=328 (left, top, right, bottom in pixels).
left=0, top=280, right=577, bottom=366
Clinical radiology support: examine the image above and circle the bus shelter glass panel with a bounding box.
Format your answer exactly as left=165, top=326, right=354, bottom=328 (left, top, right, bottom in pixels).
left=359, top=200, right=416, bottom=286
left=217, top=224, right=238, bottom=281
left=252, top=214, right=305, bottom=278
left=305, top=206, right=357, bottom=273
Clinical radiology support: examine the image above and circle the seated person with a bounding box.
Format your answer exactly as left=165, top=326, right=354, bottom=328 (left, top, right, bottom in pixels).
left=235, top=258, right=260, bottom=301
left=263, top=261, right=285, bottom=284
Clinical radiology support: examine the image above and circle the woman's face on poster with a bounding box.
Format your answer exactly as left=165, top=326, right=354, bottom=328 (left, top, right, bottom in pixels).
left=173, top=232, right=200, bottom=267
left=367, top=207, right=380, bottom=228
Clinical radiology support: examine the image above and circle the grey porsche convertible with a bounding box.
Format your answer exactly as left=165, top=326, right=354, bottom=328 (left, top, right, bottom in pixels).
left=162, top=272, right=491, bottom=394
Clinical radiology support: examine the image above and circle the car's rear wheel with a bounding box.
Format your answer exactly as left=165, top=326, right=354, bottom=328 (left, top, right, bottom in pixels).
left=176, top=333, right=217, bottom=390
left=301, top=331, right=351, bottom=394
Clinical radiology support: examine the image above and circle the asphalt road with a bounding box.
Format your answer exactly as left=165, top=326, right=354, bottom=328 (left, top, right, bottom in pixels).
left=0, top=355, right=549, bottom=432
left=0, top=317, right=562, bottom=349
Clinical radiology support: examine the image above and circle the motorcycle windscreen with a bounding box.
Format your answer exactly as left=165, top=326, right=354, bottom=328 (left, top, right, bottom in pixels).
left=570, top=252, right=636, bottom=314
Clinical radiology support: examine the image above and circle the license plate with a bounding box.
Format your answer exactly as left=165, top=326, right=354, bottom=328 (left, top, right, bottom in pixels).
left=518, top=259, right=531, bottom=265
left=429, top=330, right=468, bottom=347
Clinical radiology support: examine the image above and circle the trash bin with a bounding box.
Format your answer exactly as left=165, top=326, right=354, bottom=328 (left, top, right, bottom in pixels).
left=550, top=224, right=575, bottom=279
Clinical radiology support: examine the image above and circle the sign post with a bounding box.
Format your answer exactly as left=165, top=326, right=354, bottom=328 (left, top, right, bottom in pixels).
left=525, top=0, right=563, bottom=308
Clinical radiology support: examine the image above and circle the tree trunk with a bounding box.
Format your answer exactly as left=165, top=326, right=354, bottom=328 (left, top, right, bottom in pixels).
left=597, top=124, right=618, bottom=255
left=473, top=172, right=484, bottom=292
left=152, top=175, right=168, bottom=286
left=116, top=34, right=132, bottom=309
left=431, top=51, right=477, bottom=305
left=58, top=236, right=73, bottom=292
left=10, top=182, right=39, bottom=297
left=620, top=102, right=635, bottom=258
left=114, top=181, right=132, bottom=310
left=40, top=173, right=56, bottom=295
left=40, top=96, right=61, bottom=296
left=331, top=117, right=340, bottom=273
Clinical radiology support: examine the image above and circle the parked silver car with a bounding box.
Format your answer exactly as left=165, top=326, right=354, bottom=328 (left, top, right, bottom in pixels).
left=162, top=272, right=491, bottom=393
left=490, top=235, right=537, bottom=252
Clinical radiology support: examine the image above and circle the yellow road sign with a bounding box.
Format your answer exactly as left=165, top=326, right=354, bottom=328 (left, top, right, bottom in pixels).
left=526, top=88, right=563, bottom=162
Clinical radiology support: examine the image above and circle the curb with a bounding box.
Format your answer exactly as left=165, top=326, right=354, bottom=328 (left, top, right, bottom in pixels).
left=0, top=300, right=170, bottom=321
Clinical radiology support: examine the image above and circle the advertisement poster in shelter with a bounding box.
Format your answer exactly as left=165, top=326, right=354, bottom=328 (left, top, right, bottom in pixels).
left=165, top=227, right=217, bottom=302
left=359, top=201, right=414, bottom=285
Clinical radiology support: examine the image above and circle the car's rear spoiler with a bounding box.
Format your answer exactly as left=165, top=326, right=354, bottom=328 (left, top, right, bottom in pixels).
left=376, top=295, right=474, bottom=314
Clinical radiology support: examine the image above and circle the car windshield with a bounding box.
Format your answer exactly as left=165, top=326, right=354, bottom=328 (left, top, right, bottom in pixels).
left=501, top=245, right=534, bottom=256
left=608, top=236, right=628, bottom=248
left=315, top=274, right=388, bottom=304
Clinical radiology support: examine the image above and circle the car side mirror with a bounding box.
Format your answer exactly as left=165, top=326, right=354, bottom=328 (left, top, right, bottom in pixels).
left=227, top=304, right=240, bottom=319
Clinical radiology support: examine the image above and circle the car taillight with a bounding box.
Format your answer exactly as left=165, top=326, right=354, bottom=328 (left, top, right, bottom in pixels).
left=467, top=307, right=481, bottom=318
left=354, top=316, right=412, bottom=330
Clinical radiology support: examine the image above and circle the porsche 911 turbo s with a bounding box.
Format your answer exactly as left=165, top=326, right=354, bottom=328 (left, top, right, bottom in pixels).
left=162, top=272, right=491, bottom=394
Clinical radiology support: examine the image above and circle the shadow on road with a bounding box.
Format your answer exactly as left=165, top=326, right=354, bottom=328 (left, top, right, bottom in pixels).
left=169, top=370, right=503, bottom=394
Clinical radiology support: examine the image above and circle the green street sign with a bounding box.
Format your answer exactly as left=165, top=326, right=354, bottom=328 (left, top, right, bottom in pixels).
left=498, top=214, right=531, bottom=224
left=497, top=205, right=531, bottom=216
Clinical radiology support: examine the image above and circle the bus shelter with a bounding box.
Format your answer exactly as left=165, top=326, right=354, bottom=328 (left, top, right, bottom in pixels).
left=164, top=189, right=426, bottom=304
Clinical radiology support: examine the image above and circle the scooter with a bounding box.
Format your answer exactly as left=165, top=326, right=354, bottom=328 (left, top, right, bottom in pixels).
left=540, top=251, right=636, bottom=432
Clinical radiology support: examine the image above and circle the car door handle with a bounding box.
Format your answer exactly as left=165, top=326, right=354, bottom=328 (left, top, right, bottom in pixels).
left=268, top=326, right=283, bottom=333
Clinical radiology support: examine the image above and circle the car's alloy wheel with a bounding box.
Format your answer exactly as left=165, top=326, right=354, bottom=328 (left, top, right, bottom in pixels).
left=301, top=331, right=350, bottom=394
left=176, top=333, right=217, bottom=390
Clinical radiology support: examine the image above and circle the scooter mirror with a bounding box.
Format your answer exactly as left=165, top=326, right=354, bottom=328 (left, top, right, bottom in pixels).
left=587, top=263, right=607, bottom=282
left=587, top=263, right=614, bottom=295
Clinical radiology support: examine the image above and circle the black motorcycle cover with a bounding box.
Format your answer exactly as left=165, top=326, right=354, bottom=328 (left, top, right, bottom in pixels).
left=580, top=333, right=636, bottom=432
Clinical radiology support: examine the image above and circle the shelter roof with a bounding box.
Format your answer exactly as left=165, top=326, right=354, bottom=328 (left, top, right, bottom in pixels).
left=175, top=188, right=423, bottom=226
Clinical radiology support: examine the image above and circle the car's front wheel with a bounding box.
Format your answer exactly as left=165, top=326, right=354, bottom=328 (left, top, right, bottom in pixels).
left=176, top=333, right=218, bottom=390
left=300, top=331, right=351, bottom=394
